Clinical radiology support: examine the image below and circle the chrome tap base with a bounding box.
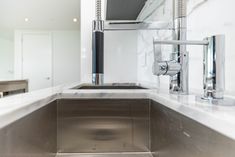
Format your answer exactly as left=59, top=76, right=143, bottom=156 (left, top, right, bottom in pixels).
left=92, top=73, right=104, bottom=85
left=196, top=96, right=235, bottom=106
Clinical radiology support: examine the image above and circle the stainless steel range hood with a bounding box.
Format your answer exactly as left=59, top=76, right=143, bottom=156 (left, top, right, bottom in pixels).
left=104, top=0, right=171, bottom=31
left=105, top=0, right=147, bottom=21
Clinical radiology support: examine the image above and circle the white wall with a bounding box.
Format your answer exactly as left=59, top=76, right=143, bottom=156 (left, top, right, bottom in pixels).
left=80, top=0, right=138, bottom=83
left=14, top=30, right=80, bottom=86
left=104, top=31, right=137, bottom=83
left=80, top=0, right=94, bottom=83
left=0, top=35, right=14, bottom=80
left=52, top=31, right=80, bottom=86
left=137, top=0, right=235, bottom=94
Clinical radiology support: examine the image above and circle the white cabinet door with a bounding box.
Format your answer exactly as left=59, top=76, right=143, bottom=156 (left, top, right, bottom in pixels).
left=22, top=33, right=52, bottom=91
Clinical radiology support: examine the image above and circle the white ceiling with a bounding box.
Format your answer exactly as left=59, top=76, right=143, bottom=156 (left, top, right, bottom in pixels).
left=0, top=0, right=80, bottom=31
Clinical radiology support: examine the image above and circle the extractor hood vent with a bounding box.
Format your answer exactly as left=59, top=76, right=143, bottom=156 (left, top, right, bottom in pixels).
left=106, top=0, right=147, bottom=21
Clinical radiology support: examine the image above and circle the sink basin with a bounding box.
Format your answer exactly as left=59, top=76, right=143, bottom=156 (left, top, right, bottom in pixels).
left=73, top=83, right=146, bottom=90
left=1, top=99, right=235, bottom=157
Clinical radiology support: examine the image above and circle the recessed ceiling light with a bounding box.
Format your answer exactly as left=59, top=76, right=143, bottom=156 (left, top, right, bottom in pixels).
left=73, top=18, right=78, bottom=22
left=24, top=18, right=29, bottom=22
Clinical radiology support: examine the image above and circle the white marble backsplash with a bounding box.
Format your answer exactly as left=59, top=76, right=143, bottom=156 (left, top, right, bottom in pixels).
left=137, top=0, right=235, bottom=95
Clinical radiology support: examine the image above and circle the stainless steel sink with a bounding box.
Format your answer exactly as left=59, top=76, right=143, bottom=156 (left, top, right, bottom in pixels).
left=57, top=99, right=150, bottom=154
left=1, top=99, right=235, bottom=157
left=73, top=83, right=146, bottom=90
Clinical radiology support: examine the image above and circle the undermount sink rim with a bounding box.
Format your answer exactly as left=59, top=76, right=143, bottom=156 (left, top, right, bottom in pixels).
left=72, top=83, right=147, bottom=90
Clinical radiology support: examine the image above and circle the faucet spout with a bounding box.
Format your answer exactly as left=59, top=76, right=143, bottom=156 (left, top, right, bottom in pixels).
left=92, top=0, right=104, bottom=85
left=153, top=39, right=209, bottom=45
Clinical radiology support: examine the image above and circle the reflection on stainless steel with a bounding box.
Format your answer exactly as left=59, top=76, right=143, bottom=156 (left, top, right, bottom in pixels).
left=0, top=101, right=57, bottom=157
left=1, top=99, right=235, bottom=157
left=0, top=79, right=28, bottom=98
left=57, top=99, right=150, bottom=153
left=150, top=100, right=235, bottom=157
left=73, top=83, right=146, bottom=89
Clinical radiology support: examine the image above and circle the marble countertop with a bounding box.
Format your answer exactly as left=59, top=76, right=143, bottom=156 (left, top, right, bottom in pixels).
left=1, top=82, right=235, bottom=142
left=0, top=79, right=28, bottom=82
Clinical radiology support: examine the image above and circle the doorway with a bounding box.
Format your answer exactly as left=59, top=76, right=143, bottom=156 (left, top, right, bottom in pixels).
left=22, top=33, right=53, bottom=91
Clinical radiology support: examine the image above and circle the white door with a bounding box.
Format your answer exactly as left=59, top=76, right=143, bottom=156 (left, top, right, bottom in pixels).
left=22, top=33, right=52, bottom=91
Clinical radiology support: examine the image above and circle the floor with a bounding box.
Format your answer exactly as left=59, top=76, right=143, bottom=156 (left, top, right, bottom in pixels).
left=56, top=152, right=153, bottom=157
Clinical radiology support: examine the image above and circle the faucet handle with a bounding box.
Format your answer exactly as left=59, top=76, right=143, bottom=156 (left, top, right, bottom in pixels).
left=152, top=40, right=168, bottom=76
left=152, top=38, right=181, bottom=76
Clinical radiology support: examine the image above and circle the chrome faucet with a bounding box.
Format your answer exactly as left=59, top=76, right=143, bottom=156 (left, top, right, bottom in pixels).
left=152, top=0, right=226, bottom=100
left=203, top=35, right=225, bottom=99
left=153, top=35, right=225, bottom=100
left=153, top=0, right=189, bottom=95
